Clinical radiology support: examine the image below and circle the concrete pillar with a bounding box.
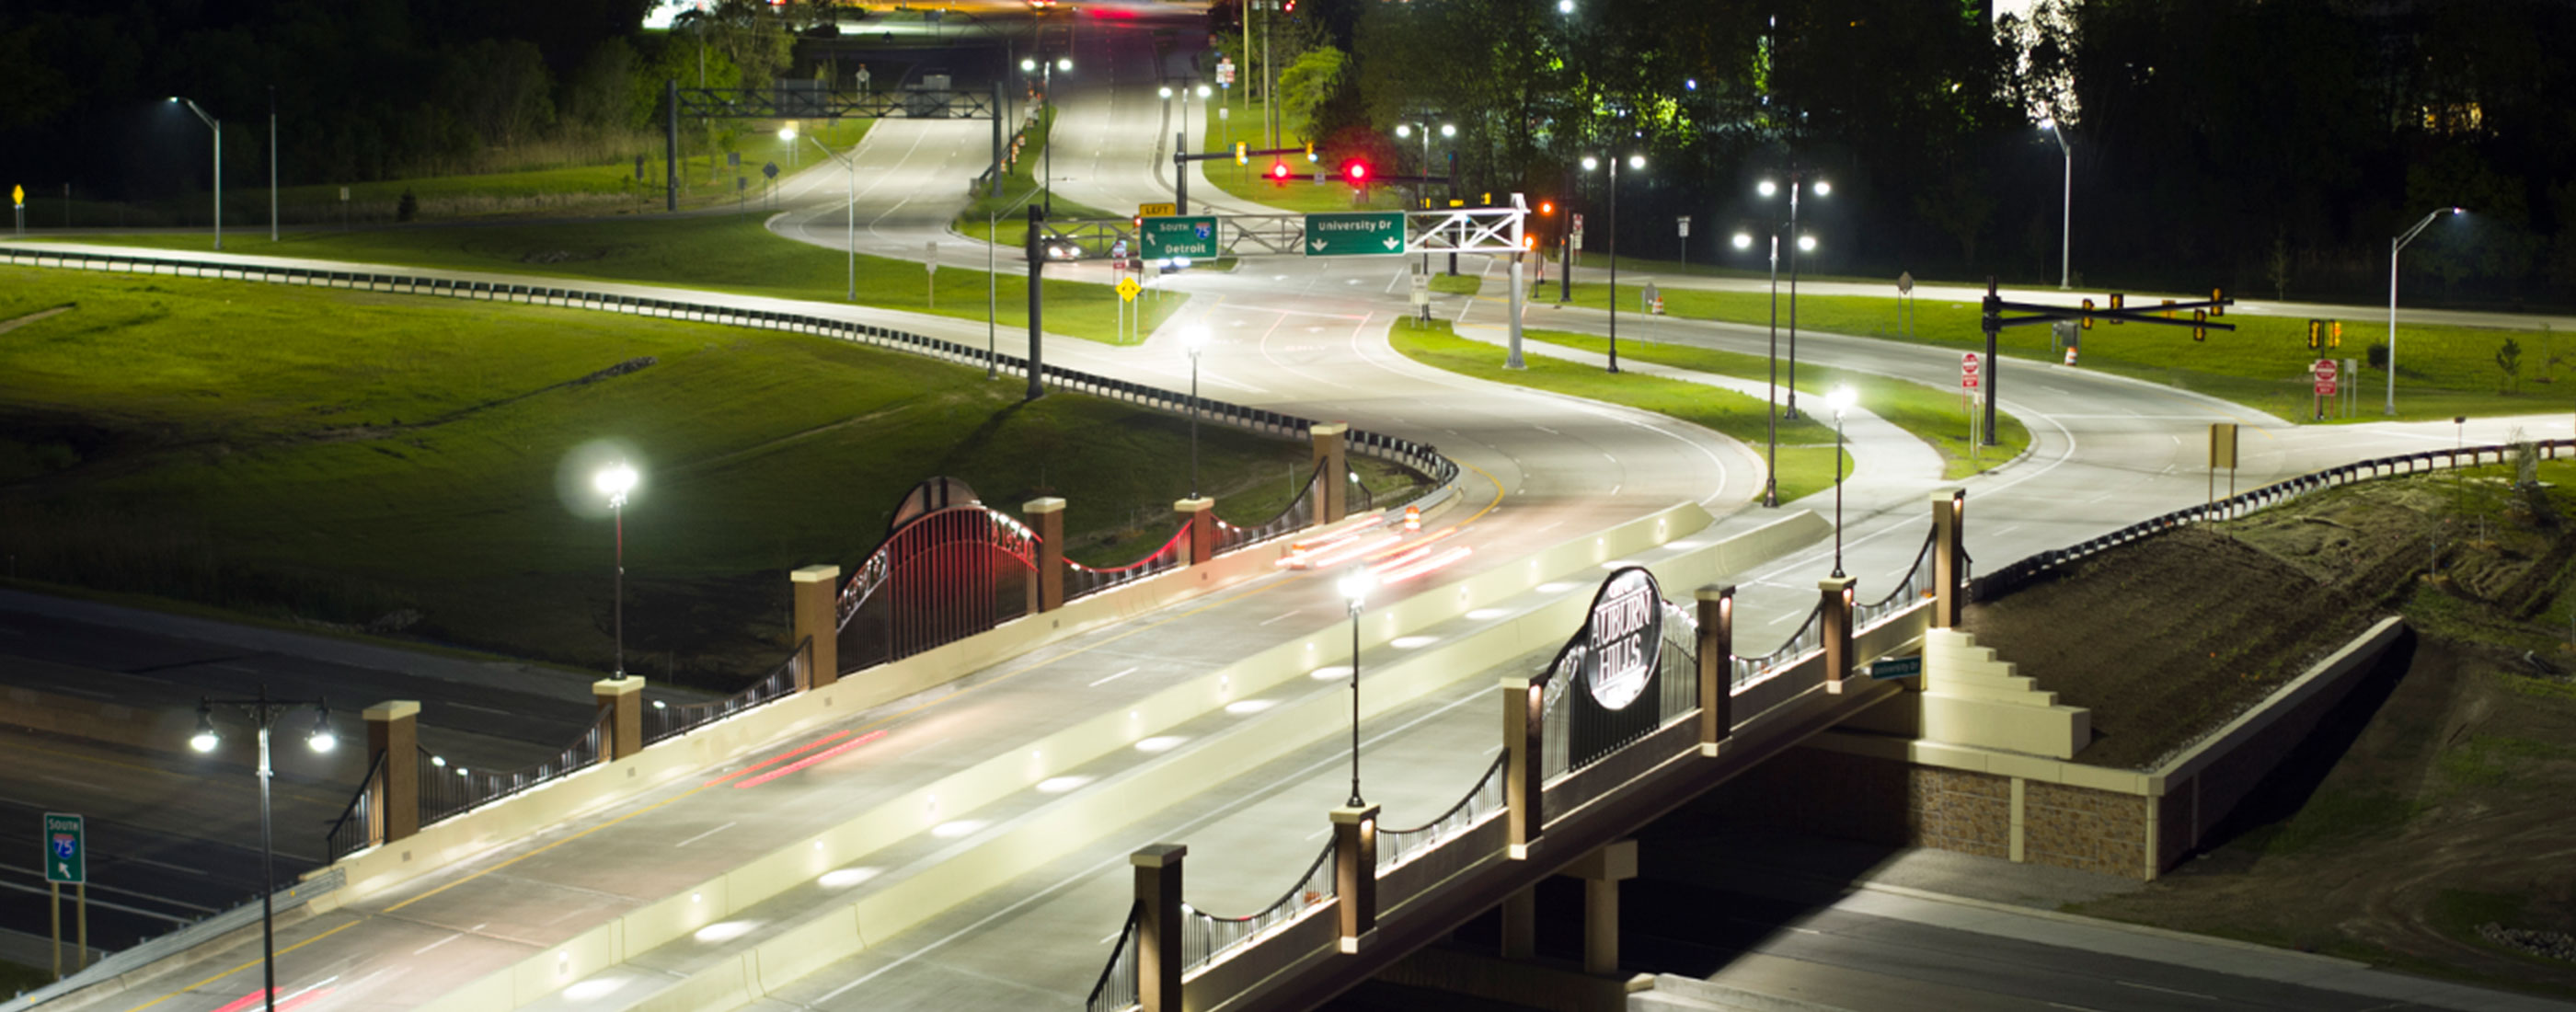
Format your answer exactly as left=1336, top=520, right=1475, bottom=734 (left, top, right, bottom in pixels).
left=1501, top=675, right=1543, bottom=858
left=1027, top=497, right=1065, bottom=613
left=1133, top=844, right=1187, bottom=1012
left=362, top=701, right=420, bottom=845
left=1175, top=498, right=1215, bottom=566
left=592, top=676, right=645, bottom=761
left=1696, top=586, right=1733, bottom=755
left=1570, top=840, right=1639, bottom=976
left=1820, top=577, right=1856, bottom=694
left=1932, top=489, right=1964, bottom=627
left=1331, top=804, right=1379, bottom=952
left=1500, top=887, right=1535, bottom=959
left=790, top=565, right=839, bottom=690
left=1310, top=422, right=1348, bottom=525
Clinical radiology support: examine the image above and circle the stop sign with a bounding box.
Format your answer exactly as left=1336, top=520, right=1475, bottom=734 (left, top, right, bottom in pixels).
left=2312, top=359, right=2338, bottom=380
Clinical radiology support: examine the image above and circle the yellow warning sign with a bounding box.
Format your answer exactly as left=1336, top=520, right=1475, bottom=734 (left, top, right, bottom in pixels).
left=1117, top=276, right=1141, bottom=303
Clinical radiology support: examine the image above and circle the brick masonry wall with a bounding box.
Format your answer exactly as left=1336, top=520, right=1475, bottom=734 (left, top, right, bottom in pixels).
left=2022, top=779, right=2147, bottom=877
left=1704, top=749, right=2012, bottom=861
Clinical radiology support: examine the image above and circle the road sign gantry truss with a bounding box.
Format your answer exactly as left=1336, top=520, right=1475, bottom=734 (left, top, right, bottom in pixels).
left=661, top=81, right=1010, bottom=212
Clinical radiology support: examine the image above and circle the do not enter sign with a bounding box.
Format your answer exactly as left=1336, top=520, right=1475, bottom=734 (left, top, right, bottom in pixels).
left=1961, top=352, right=1982, bottom=390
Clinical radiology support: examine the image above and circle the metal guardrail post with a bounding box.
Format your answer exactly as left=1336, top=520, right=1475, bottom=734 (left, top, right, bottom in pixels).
left=1934, top=489, right=1964, bottom=626
left=1820, top=577, right=1856, bottom=693
left=591, top=676, right=644, bottom=761
left=1501, top=674, right=1543, bottom=858
left=362, top=701, right=420, bottom=845
left=1696, top=587, right=1732, bottom=755
left=1133, top=844, right=1187, bottom=1012
left=791, top=565, right=840, bottom=690
left=1330, top=804, right=1379, bottom=951
left=1028, top=497, right=1066, bottom=613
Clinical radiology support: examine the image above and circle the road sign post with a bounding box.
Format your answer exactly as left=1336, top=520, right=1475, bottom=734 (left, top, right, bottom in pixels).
left=11, top=184, right=22, bottom=237
left=45, top=812, right=86, bottom=979
left=1140, top=215, right=1219, bottom=259
left=1304, top=212, right=1406, bottom=256
left=2312, top=359, right=2340, bottom=420
left=1961, top=351, right=1983, bottom=459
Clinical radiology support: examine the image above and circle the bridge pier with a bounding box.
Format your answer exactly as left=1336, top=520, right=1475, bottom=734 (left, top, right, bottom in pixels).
left=1027, top=497, right=1065, bottom=612
left=1310, top=422, right=1349, bottom=524
left=362, top=701, right=420, bottom=846
left=1133, top=844, right=1187, bottom=1012
left=1176, top=497, right=1215, bottom=566
left=1499, top=887, right=1535, bottom=959
left=1570, top=840, right=1639, bottom=976
left=1820, top=577, right=1856, bottom=693
left=1696, top=586, right=1732, bottom=755
left=1331, top=804, right=1379, bottom=951
left=1933, top=489, right=1964, bottom=627
left=789, top=564, right=839, bottom=690
left=592, top=676, right=644, bottom=761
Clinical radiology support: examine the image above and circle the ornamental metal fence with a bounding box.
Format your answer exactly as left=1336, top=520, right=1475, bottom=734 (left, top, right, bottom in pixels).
left=1179, top=841, right=1337, bottom=976
left=646, top=640, right=808, bottom=744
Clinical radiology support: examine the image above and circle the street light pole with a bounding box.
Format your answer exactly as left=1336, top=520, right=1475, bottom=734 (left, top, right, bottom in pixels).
left=594, top=464, right=639, bottom=677
left=806, top=135, right=857, bottom=302
left=1339, top=570, right=1373, bottom=807
left=2386, top=206, right=2463, bottom=416
left=1733, top=230, right=1782, bottom=507
left=1186, top=328, right=1207, bottom=498
left=191, top=687, right=333, bottom=1012
left=2042, top=119, right=2071, bottom=289
left=1584, top=154, right=1642, bottom=374
left=268, top=86, right=278, bottom=244
left=1827, top=386, right=1855, bottom=577
left=171, top=98, right=222, bottom=251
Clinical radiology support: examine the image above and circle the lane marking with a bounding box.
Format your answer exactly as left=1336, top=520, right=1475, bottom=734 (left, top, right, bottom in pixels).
left=673, top=822, right=739, bottom=849
left=1087, top=667, right=1140, bottom=688
left=2112, top=981, right=2214, bottom=1000
left=117, top=918, right=359, bottom=1012
left=1256, top=611, right=1301, bottom=627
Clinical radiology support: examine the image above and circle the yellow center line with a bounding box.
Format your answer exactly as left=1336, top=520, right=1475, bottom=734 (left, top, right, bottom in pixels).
left=120, top=917, right=360, bottom=1012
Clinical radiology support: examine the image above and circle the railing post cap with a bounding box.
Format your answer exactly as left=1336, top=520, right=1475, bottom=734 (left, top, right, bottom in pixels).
left=1131, top=843, right=1188, bottom=868
left=1329, top=804, right=1381, bottom=824
left=362, top=700, right=420, bottom=721
left=1930, top=489, right=1962, bottom=503
left=1173, top=497, right=1213, bottom=513
left=1695, top=585, right=1734, bottom=602
left=1817, top=575, right=1857, bottom=592
left=1501, top=674, right=1537, bottom=691
left=1024, top=497, right=1066, bottom=515
left=1309, top=421, right=1348, bottom=437
left=591, top=676, right=645, bottom=696
left=790, top=564, right=840, bottom=583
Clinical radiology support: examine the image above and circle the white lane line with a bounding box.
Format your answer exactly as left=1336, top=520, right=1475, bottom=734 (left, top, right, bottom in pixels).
left=2112, top=981, right=2214, bottom=1000
left=1087, top=667, right=1141, bottom=688
left=1099, top=930, right=1123, bottom=945
left=413, top=932, right=465, bottom=955
left=1257, top=611, right=1302, bottom=627
left=673, top=822, right=738, bottom=849
left=129, top=857, right=206, bottom=876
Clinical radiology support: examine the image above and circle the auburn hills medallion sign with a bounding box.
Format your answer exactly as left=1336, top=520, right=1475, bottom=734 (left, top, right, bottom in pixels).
left=1584, top=568, right=1662, bottom=710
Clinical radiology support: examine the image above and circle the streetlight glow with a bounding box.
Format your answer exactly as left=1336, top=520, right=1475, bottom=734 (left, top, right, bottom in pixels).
left=1811, top=180, right=1830, bottom=196
left=1732, top=233, right=1753, bottom=250
left=306, top=706, right=336, bottom=753
left=594, top=463, right=638, bottom=503
left=1581, top=155, right=1599, bottom=171
left=190, top=708, right=220, bottom=753
left=776, top=125, right=797, bottom=142
left=1757, top=179, right=1777, bottom=197
left=1798, top=235, right=1817, bottom=252
left=1056, top=57, right=1073, bottom=71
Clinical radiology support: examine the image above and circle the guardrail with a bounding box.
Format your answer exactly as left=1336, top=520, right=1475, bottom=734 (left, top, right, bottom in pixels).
left=645, top=639, right=808, bottom=744
left=0, top=246, right=1461, bottom=499
left=1974, top=438, right=2571, bottom=601
left=419, top=707, right=607, bottom=825
left=323, top=749, right=388, bottom=863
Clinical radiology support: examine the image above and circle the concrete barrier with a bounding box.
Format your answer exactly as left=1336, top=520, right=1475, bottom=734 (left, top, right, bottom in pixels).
left=405, top=507, right=1843, bottom=1012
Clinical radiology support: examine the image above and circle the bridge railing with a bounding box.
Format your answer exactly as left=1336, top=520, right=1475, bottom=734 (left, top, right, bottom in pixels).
left=1975, top=437, right=2571, bottom=601
left=418, top=705, right=608, bottom=825
left=1376, top=753, right=1507, bottom=874
left=322, top=748, right=388, bottom=864
left=1181, top=840, right=1337, bottom=975
left=1857, top=530, right=1940, bottom=632
left=646, top=639, right=809, bottom=744
left=1214, top=466, right=1320, bottom=555
left=1084, top=901, right=1143, bottom=1012
left=1066, top=523, right=1193, bottom=602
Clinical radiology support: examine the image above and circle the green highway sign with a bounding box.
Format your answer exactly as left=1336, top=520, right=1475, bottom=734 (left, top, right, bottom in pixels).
left=43, top=812, right=83, bottom=884
left=1868, top=656, right=1924, bottom=681
left=1139, top=215, right=1218, bottom=259
left=1305, top=213, right=1407, bottom=257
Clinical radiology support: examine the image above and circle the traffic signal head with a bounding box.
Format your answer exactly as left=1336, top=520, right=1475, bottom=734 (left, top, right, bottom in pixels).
left=1235, top=142, right=1248, bottom=166
left=2081, top=297, right=2095, bottom=330
left=1305, top=141, right=1317, bottom=163
left=1539, top=200, right=1555, bottom=215
left=2330, top=320, right=2342, bottom=348
left=1269, top=161, right=1289, bottom=183
left=2192, top=308, right=2208, bottom=341
left=2306, top=319, right=2321, bottom=349
left=2109, top=293, right=2124, bottom=325
left=2211, top=288, right=2225, bottom=317
left=1343, top=160, right=1369, bottom=184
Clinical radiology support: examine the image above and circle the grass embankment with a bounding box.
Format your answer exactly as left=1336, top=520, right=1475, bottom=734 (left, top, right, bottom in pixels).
left=0, top=270, right=1341, bottom=685
left=1197, top=97, right=1403, bottom=213
left=2043, top=460, right=2576, bottom=998
left=1517, top=331, right=2032, bottom=480
left=1527, top=281, right=2573, bottom=423
left=73, top=212, right=1179, bottom=346
left=1388, top=318, right=1846, bottom=501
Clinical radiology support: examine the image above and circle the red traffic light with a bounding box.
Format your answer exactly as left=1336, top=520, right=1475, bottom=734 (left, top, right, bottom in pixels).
left=1343, top=160, right=1368, bottom=182
left=1539, top=200, right=1555, bottom=215
left=1270, top=161, right=1290, bottom=181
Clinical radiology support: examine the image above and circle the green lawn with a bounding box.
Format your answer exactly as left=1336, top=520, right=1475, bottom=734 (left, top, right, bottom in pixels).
left=1526, top=281, right=2573, bottom=422
left=70, top=212, right=1179, bottom=347
left=0, top=269, right=1323, bottom=685
left=1388, top=319, right=1846, bottom=502
left=1516, top=331, right=2032, bottom=480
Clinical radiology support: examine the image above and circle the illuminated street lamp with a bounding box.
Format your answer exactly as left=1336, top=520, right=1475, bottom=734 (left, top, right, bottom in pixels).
left=1339, top=569, right=1374, bottom=807
left=594, top=463, right=639, bottom=677
left=169, top=97, right=223, bottom=250
left=2041, top=118, right=2071, bottom=289
left=778, top=123, right=800, bottom=170
left=805, top=134, right=857, bottom=302
left=1755, top=173, right=1826, bottom=417
left=190, top=687, right=334, bottom=1012
left=2386, top=206, right=2465, bottom=415
left=1021, top=56, right=1074, bottom=214
left=1732, top=228, right=1787, bottom=508
left=1582, top=153, right=1645, bottom=374
left=1185, top=327, right=1208, bottom=498
left=1826, top=385, right=1857, bottom=578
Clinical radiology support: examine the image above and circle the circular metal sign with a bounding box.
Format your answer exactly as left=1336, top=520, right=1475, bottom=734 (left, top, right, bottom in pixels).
left=1584, top=568, right=1662, bottom=710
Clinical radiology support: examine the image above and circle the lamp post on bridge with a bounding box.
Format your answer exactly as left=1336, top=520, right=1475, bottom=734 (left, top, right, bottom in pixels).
left=595, top=463, right=639, bottom=678
left=1340, top=569, right=1373, bottom=807
left=190, top=687, right=336, bottom=1012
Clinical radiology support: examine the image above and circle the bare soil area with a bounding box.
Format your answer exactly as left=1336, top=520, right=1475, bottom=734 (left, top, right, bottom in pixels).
left=1972, top=458, right=2576, bottom=997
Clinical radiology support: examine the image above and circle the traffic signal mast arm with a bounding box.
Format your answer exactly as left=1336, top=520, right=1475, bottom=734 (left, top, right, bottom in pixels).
left=1177, top=145, right=1308, bottom=164
left=1987, top=295, right=2237, bottom=332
